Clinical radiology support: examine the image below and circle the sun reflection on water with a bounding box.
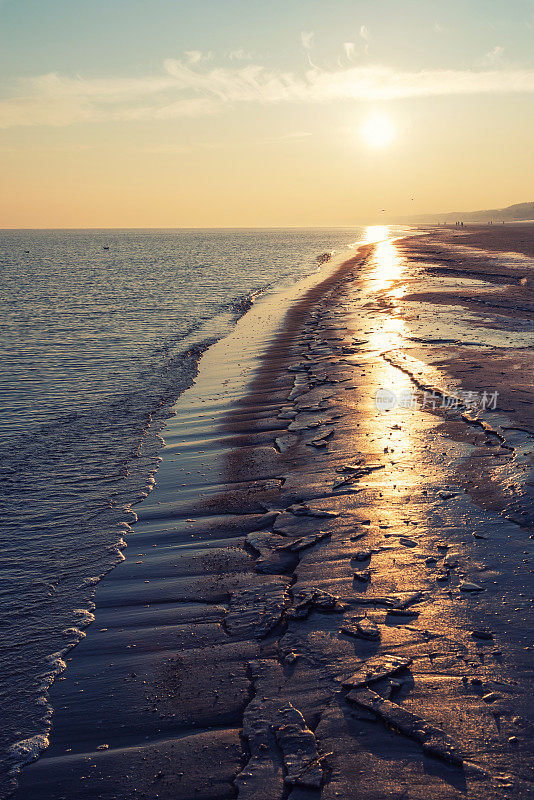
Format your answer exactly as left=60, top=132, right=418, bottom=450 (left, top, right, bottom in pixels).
left=363, top=225, right=389, bottom=244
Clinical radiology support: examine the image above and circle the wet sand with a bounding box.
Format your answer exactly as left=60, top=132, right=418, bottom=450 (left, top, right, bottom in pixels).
left=15, top=225, right=534, bottom=800
left=434, top=224, right=534, bottom=259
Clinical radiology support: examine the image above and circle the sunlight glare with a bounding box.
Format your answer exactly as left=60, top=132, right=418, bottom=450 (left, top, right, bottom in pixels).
left=363, top=225, right=389, bottom=244
left=360, top=112, right=396, bottom=148
left=371, top=239, right=402, bottom=291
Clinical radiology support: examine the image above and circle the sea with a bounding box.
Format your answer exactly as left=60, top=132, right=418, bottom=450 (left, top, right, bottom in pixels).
left=0, top=227, right=370, bottom=795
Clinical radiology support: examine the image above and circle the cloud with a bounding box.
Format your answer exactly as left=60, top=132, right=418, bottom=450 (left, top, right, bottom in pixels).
left=139, top=143, right=191, bottom=154
left=184, top=50, right=213, bottom=64
left=228, top=48, right=252, bottom=61
left=114, top=97, right=215, bottom=122
left=162, top=59, right=534, bottom=103
left=0, top=72, right=216, bottom=128
left=343, top=42, right=356, bottom=61
left=482, top=45, right=505, bottom=65
left=2, top=59, right=534, bottom=129
left=359, top=25, right=371, bottom=54
left=264, top=131, right=312, bottom=144
left=301, top=31, right=314, bottom=50
left=185, top=50, right=203, bottom=65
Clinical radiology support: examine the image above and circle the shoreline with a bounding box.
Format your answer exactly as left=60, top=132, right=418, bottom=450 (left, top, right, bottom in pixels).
left=15, top=225, right=534, bottom=800
left=7, top=230, right=379, bottom=796
left=2, top=228, right=374, bottom=798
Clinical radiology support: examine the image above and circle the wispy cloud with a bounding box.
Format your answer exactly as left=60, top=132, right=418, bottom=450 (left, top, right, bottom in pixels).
left=184, top=50, right=213, bottom=65
left=301, top=31, right=314, bottom=50
left=138, top=142, right=192, bottom=154
left=0, top=71, right=215, bottom=128
left=264, top=131, right=312, bottom=144
left=343, top=42, right=356, bottom=62
left=2, top=58, right=534, bottom=129
left=162, top=59, right=534, bottom=103
left=359, top=25, right=371, bottom=53
left=119, top=97, right=215, bottom=122
left=482, top=45, right=505, bottom=65
left=228, top=48, right=252, bottom=61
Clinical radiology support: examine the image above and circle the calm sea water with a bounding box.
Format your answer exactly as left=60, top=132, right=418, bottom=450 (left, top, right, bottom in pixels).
left=0, top=227, right=366, bottom=794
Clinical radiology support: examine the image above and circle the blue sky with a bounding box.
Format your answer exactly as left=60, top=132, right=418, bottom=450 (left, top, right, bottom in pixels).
left=1, top=0, right=533, bottom=77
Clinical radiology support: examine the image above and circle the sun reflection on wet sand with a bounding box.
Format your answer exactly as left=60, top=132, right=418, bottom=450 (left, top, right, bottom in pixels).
left=364, top=227, right=407, bottom=347
left=368, top=238, right=405, bottom=296
left=370, top=315, right=407, bottom=351
left=358, top=228, right=423, bottom=493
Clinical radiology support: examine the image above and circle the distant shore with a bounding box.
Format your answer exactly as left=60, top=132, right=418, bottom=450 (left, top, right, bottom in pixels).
left=16, top=224, right=534, bottom=800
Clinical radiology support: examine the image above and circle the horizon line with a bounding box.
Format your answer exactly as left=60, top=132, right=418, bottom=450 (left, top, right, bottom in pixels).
left=0, top=222, right=417, bottom=231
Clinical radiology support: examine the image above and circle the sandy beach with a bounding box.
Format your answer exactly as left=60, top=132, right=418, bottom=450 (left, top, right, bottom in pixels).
left=15, top=224, right=534, bottom=800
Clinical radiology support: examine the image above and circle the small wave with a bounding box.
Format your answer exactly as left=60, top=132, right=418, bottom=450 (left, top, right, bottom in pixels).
left=47, top=652, right=68, bottom=673
left=78, top=575, right=100, bottom=589
left=61, top=627, right=87, bottom=640
left=72, top=608, right=96, bottom=627
left=228, top=294, right=255, bottom=315
left=8, top=734, right=50, bottom=767
left=107, top=544, right=127, bottom=562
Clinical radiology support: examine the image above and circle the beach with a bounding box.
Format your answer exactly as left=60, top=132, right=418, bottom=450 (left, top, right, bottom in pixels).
left=0, top=227, right=367, bottom=797
left=14, top=224, right=534, bottom=800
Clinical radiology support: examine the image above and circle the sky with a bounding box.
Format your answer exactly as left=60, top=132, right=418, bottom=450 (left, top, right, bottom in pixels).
left=1, top=0, right=533, bottom=228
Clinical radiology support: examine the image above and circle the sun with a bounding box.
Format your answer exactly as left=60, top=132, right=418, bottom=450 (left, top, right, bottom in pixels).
left=360, top=112, right=396, bottom=148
